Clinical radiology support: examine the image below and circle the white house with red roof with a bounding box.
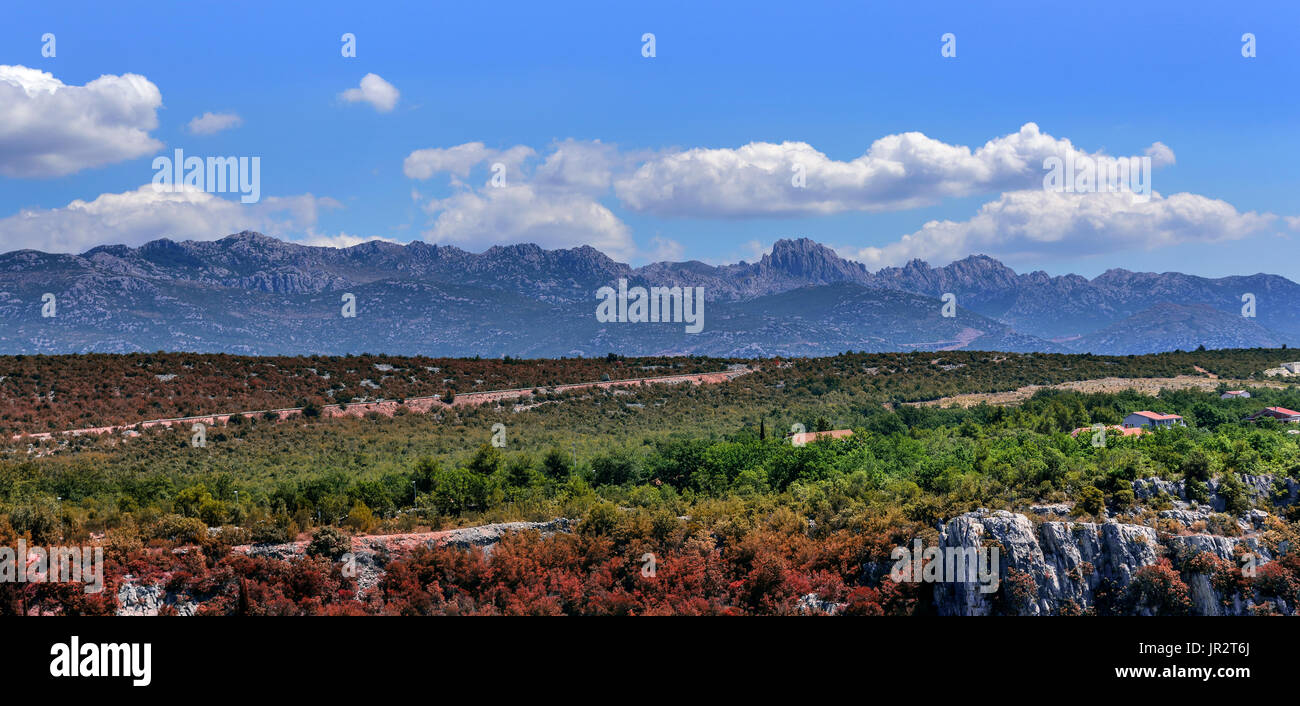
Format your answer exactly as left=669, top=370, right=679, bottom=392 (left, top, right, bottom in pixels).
left=1220, top=390, right=1251, bottom=399
left=1122, top=411, right=1184, bottom=429
left=1247, top=406, right=1300, bottom=423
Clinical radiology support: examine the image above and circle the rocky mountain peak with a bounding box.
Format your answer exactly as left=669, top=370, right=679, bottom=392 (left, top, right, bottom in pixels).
left=760, top=238, right=866, bottom=282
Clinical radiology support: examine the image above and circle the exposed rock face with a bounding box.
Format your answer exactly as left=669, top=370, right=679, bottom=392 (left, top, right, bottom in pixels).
left=238, top=518, right=574, bottom=561
left=1029, top=503, right=1071, bottom=516
left=236, top=519, right=576, bottom=602
left=932, top=510, right=1280, bottom=616
left=1132, top=474, right=1299, bottom=511
left=115, top=580, right=199, bottom=616
left=796, top=592, right=843, bottom=616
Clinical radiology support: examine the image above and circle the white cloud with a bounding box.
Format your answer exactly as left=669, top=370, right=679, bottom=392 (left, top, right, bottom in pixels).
left=613, top=123, right=1175, bottom=218
left=847, top=190, right=1275, bottom=268
left=404, top=140, right=639, bottom=259
left=0, top=64, right=163, bottom=178
left=532, top=139, right=624, bottom=194
left=403, top=142, right=535, bottom=180
left=294, top=232, right=398, bottom=248
left=1285, top=216, right=1300, bottom=232
left=421, top=184, right=634, bottom=259
left=187, top=111, right=243, bottom=135
left=739, top=240, right=772, bottom=263
left=647, top=236, right=684, bottom=262
left=0, top=185, right=339, bottom=254
left=1145, top=141, right=1175, bottom=168
left=398, top=131, right=1237, bottom=266
left=339, top=73, right=400, bottom=112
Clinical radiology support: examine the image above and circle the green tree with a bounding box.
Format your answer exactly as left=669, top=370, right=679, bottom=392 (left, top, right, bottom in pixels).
left=174, top=484, right=213, bottom=518
left=541, top=448, right=572, bottom=480
left=591, top=451, right=640, bottom=486
left=466, top=443, right=503, bottom=476
left=1217, top=472, right=1251, bottom=516
left=1078, top=485, right=1105, bottom=515
left=505, top=454, right=536, bottom=488
left=1180, top=450, right=1212, bottom=482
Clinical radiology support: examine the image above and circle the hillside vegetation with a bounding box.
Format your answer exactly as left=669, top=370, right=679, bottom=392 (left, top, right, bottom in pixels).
left=3, top=347, right=1300, bottom=615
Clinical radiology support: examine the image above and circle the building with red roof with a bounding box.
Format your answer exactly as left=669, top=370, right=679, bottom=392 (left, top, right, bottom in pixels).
left=1247, top=406, right=1300, bottom=423
left=1122, top=411, right=1184, bottom=429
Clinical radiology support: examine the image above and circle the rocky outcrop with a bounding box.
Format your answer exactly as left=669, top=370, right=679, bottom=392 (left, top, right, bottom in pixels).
left=932, top=510, right=1281, bottom=616
left=115, top=579, right=199, bottom=616
left=1132, top=474, right=1299, bottom=511
left=238, top=518, right=574, bottom=561
left=236, top=519, right=576, bottom=601
left=796, top=593, right=843, bottom=616
left=1029, top=503, right=1071, bottom=517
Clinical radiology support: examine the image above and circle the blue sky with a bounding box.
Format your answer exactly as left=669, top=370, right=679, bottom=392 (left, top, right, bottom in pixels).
left=1, top=0, right=1297, bottom=278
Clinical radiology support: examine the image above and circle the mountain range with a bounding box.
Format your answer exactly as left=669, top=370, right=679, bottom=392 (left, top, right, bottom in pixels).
left=0, top=231, right=1294, bottom=357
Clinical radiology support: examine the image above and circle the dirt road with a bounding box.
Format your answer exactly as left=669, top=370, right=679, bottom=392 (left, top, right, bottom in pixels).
left=14, top=367, right=752, bottom=442
left=907, top=375, right=1286, bottom=408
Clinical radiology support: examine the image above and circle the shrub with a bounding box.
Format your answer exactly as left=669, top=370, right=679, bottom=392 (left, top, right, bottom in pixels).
left=1122, top=559, right=1192, bottom=615
left=1111, top=488, right=1135, bottom=511
left=591, top=451, right=640, bottom=486
left=541, top=448, right=572, bottom=480
left=149, top=514, right=209, bottom=544
left=249, top=518, right=293, bottom=544
left=578, top=502, right=619, bottom=536
left=9, top=500, right=62, bottom=544
left=343, top=502, right=377, bottom=533
left=306, top=527, right=351, bottom=560
left=1216, top=472, right=1251, bottom=516
left=1077, top=486, right=1105, bottom=516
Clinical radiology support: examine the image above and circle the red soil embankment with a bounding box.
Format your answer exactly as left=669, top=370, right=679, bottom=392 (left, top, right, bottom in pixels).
left=14, top=368, right=751, bottom=442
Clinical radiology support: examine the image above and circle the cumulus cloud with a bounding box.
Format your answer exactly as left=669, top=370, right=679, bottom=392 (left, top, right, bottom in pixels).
left=187, top=112, right=243, bottom=135
left=532, top=139, right=626, bottom=194
left=404, top=140, right=642, bottom=258
left=421, top=184, right=634, bottom=259
left=1145, top=141, right=1176, bottom=168
left=646, top=236, right=685, bottom=262
left=0, top=64, right=163, bottom=178
left=294, top=232, right=398, bottom=248
left=1285, top=216, right=1300, bottom=232
left=613, top=123, right=1175, bottom=218
left=403, top=142, right=535, bottom=180
left=0, top=185, right=340, bottom=254
left=339, top=73, right=400, bottom=112
left=846, top=190, right=1275, bottom=268
left=399, top=130, right=1253, bottom=266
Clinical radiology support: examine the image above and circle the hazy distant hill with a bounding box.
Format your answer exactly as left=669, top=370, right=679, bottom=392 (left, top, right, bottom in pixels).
left=0, top=231, right=1293, bottom=356
left=1065, top=302, right=1284, bottom=356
